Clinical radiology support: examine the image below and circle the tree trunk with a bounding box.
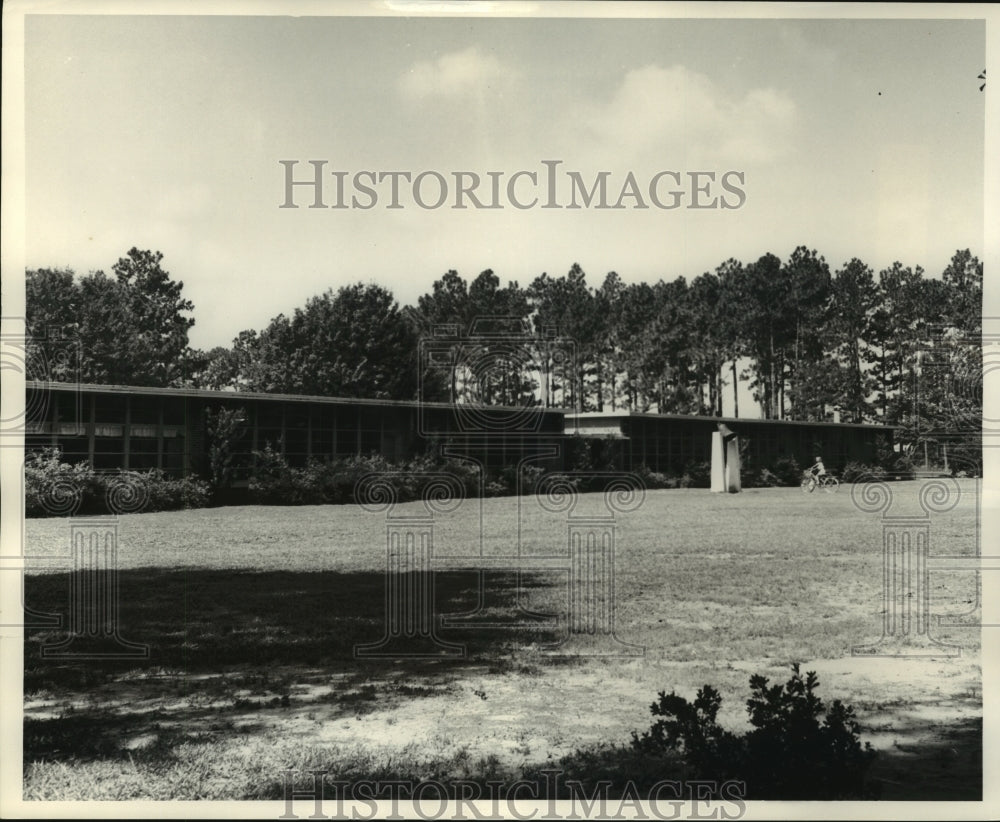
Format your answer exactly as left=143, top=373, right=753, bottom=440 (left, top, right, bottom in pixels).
left=732, top=359, right=739, bottom=418
left=595, top=354, right=604, bottom=412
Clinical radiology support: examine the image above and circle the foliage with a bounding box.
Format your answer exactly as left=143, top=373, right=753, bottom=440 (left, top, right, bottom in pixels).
left=27, top=244, right=981, bottom=440
left=24, top=448, right=209, bottom=517
left=24, top=448, right=104, bottom=517
left=415, top=269, right=534, bottom=406
left=139, top=469, right=212, bottom=511
left=205, top=406, right=248, bottom=495
left=743, top=665, right=877, bottom=799
left=754, top=468, right=783, bottom=488
left=634, top=465, right=680, bottom=490
left=770, top=455, right=802, bottom=486
left=195, top=283, right=422, bottom=400
left=887, top=452, right=916, bottom=479
left=246, top=447, right=552, bottom=506
left=631, top=664, right=877, bottom=799
left=840, top=462, right=887, bottom=484
left=26, top=249, right=195, bottom=387
left=631, top=684, right=744, bottom=784
left=681, top=460, right=712, bottom=489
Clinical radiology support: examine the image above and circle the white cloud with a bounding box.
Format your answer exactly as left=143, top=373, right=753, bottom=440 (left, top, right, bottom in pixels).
left=574, top=64, right=797, bottom=166
left=399, top=46, right=506, bottom=99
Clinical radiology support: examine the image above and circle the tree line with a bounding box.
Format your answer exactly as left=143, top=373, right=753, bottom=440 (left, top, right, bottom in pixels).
left=26, top=245, right=983, bottom=467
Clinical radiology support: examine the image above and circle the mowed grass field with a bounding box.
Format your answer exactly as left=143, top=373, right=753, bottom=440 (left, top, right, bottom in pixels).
left=21, top=480, right=983, bottom=800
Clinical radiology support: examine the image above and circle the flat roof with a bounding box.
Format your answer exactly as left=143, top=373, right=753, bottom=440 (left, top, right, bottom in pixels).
left=566, top=411, right=895, bottom=431
left=25, top=382, right=894, bottom=430
left=25, top=380, right=562, bottom=416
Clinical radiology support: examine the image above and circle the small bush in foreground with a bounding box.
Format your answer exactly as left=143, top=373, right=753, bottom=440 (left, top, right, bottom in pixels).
left=631, top=664, right=877, bottom=800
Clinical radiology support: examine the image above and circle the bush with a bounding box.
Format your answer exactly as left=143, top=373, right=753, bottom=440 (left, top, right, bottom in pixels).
left=632, top=684, right=744, bottom=785
left=103, top=468, right=211, bottom=513
left=25, top=448, right=103, bottom=517
left=484, top=479, right=509, bottom=497
left=889, top=452, right=915, bottom=479
left=946, top=440, right=982, bottom=476
left=247, top=448, right=494, bottom=506
left=247, top=444, right=306, bottom=505
left=634, top=464, right=679, bottom=490
left=206, top=405, right=248, bottom=497
left=141, top=470, right=211, bottom=511
left=841, top=461, right=887, bottom=483
left=682, top=460, right=711, bottom=489
left=770, top=456, right=801, bottom=487
left=631, top=664, right=877, bottom=799
left=755, top=468, right=782, bottom=488
left=25, top=448, right=211, bottom=516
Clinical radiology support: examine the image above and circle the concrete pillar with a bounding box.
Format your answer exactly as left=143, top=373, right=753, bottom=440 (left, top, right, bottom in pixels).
left=725, top=437, right=741, bottom=493
left=710, top=432, right=725, bottom=492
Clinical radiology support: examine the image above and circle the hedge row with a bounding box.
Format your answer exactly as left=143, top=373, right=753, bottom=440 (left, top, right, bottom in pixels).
left=247, top=446, right=554, bottom=506
left=633, top=454, right=919, bottom=490
left=24, top=448, right=210, bottom=518
left=23, top=445, right=925, bottom=517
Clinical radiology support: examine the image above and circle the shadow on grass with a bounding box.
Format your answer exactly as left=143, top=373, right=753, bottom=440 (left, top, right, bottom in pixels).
left=865, top=715, right=982, bottom=801
left=24, top=568, right=576, bottom=764
left=25, top=568, right=570, bottom=685
left=248, top=718, right=982, bottom=801
left=529, top=718, right=981, bottom=800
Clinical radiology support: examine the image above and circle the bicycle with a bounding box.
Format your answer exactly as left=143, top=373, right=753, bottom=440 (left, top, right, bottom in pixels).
left=800, top=472, right=839, bottom=493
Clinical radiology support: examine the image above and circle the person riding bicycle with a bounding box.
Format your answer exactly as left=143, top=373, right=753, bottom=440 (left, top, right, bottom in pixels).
left=808, top=456, right=827, bottom=487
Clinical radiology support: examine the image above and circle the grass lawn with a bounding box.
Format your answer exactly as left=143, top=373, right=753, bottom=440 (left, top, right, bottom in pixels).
left=20, top=480, right=982, bottom=800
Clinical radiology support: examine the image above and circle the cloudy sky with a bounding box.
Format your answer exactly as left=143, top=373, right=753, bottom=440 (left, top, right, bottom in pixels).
left=21, top=10, right=986, bottom=351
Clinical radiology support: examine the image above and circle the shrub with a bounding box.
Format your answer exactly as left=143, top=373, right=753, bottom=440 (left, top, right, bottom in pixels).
left=841, top=462, right=887, bottom=483
left=492, top=463, right=548, bottom=497
left=436, top=458, right=482, bottom=499
left=755, top=468, right=782, bottom=488
left=25, top=448, right=211, bottom=516
left=104, top=468, right=211, bottom=513
left=741, top=665, right=876, bottom=799
left=889, top=452, right=915, bottom=479
left=247, top=444, right=305, bottom=505
left=565, top=435, right=593, bottom=473
left=517, top=464, right=547, bottom=494
left=25, top=448, right=102, bottom=517
left=484, top=479, right=509, bottom=497
left=946, top=440, right=982, bottom=476
left=142, top=470, right=211, bottom=511
left=631, top=664, right=877, bottom=799
left=335, top=454, right=396, bottom=503
left=632, top=684, right=744, bottom=784
left=247, top=448, right=490, bottom=506
left=206, top=405, right=248, bottom=497
left=770, top=456, right=801, bottom=487
left=683, top=461, right=711, bottom=489
left=874, top=434, right=896, bottom=469
left=634, top=464, right=678, bottom=490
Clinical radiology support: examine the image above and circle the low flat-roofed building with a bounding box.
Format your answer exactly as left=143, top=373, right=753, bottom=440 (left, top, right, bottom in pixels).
left=566, top=411, right=894, bottom=475
left=24, top=382, right=567, bottom=483
left=24, top=382, right=894, bottom=485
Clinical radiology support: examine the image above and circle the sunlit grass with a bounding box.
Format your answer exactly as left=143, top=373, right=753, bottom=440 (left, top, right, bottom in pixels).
left=22, top=480, right=982, bottom=799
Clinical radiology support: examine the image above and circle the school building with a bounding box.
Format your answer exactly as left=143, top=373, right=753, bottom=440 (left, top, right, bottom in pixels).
left=24, top=381, right=893, bottom=482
